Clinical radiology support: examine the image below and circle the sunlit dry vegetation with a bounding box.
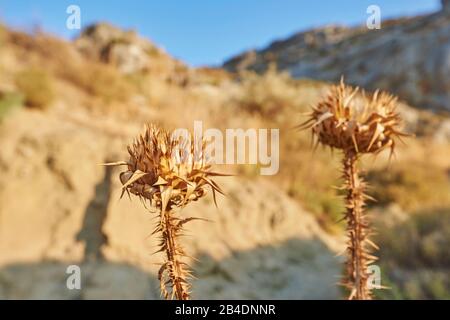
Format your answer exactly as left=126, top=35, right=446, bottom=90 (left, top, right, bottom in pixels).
left=0, top=25, right=449, bottom=299
left=15, top=68, right=54, bottom=109
left=375, top=208, right=450, bottom=299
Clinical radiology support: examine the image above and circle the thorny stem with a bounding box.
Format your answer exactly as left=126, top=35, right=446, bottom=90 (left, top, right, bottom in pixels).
left=343, top=151, right=373, bottom=300
left=161, top=208, right=190, bottom=300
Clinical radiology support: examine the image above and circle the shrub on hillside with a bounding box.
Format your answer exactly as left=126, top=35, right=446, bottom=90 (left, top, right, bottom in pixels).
left=367, top=162, right=450, bottom=211
left=236, top=66, right=326, bottom=119
left=0, top=91, right=24, bottom=121
left=15, top=68, right=54, bottom=109
left=63, top=63, right=135, bottom=103
left=375, top=208, right=450, bottom=299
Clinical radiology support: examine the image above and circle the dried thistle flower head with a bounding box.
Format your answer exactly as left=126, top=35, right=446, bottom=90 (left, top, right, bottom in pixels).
left=115, top=124, right=224, bottom=211
left=301, top=79, right=406, bottom=155
left=105, top=124, right=226, bottom=300
left=299, top=80, right=410, bottom=300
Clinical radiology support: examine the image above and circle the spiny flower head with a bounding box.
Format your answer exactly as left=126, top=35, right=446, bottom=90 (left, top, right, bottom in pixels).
left=107, top=124, right=224, bottom=211
left=301, top=80, right=407, bottom=155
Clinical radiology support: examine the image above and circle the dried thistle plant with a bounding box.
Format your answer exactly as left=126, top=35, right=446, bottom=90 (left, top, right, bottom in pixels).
left=106, top=124, right=226, bottom=300
left=300, top=79, right=408, bottom=299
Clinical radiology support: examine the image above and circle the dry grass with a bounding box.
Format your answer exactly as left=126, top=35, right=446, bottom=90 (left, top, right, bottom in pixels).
left=15, top=68, right=54, bottom=109
left=0, top=91, right=24, bottom=120
left=5, top=29, right=137, bottom=106
left=0, top=25, right=6, bottom=46
left=236, top=65, right=327, bottom=119
left=375, top=208, right=450, bottom=299
left=367, top=161, right=450, bottom=211
left=73, top=63, right=135, bottom=103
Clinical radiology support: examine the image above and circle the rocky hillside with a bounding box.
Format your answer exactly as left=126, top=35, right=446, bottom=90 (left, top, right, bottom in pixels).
left=224, top=2, right=450, bottom=113
left=0, top=21, right=449, bottom=299
left=0, top=23, right=345, bottom=299
left=0, top=109, right=342, bottom=299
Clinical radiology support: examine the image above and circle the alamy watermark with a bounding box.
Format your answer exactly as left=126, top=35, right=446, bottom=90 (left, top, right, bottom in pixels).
left=66, top=5, right=81, bottom=30
left=367, top=265, right=382, bottom=289
left=367, top=5, right=381, bottom=29
left=172, top=121, right=279, bottom=176
left=66, top=265, right=81, bottom=290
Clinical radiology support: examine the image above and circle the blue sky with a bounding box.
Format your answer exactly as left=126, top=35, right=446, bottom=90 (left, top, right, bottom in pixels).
left=0, top=0, right=440, bottom=66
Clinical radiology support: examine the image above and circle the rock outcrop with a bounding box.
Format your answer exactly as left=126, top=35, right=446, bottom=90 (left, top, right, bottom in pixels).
left=224, top=8, right=450, bottom=112
left=443, top=0, right=450, bottom=11
left=75, top=23, right=186, bottom=77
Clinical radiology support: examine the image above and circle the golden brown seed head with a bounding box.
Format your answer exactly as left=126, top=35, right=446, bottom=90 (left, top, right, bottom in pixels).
left=113, top=124, right=223, bottom=211
left=302, top=80, right=406, bottom=155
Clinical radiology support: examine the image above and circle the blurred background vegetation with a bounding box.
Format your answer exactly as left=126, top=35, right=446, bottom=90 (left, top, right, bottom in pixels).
left=0, top=10, right=449, bottom=299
